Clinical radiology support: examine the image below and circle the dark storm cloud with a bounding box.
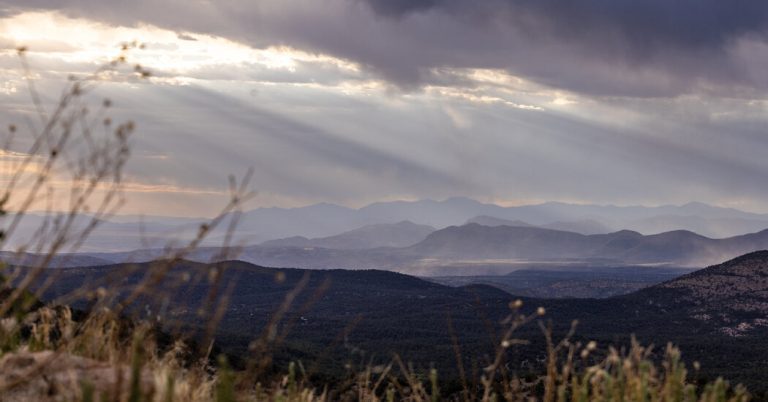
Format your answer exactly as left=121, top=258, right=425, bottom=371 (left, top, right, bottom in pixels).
left=363, top=0, right=444, bottom=17
left=365, top=0, right=768, bottom=51
left=5, top=0, right=768, bottom=97
left=359, top=0, right=768, bottom=94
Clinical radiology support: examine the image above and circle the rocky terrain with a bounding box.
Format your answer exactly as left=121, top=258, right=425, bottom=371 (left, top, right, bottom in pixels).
left=652, top=250, right=768, bottom=337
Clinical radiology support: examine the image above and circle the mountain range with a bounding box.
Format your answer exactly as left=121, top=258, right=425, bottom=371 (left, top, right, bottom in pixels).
left=57, top=223, right=768, bottom=275
left=6, top=198, right=768, bottom=253
left=260, top=221, right=435, bottom=249
left=227, top=198, right=768, bottom=240
left=404, top=224, right=768, bottom=266
left=466, top=215, right=613, bottom=235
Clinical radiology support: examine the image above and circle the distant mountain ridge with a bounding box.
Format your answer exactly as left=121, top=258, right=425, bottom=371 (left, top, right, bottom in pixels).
left=467, top=215, right=534, bottom=228
left=407, top=224, right=768, bottom=266
left=121, top=198, right=768, bottom=244
left=466, top=215, right=612, bottom=235
left=58, top=224, right=768, bottom=273
left=260, top=221, right=435, bottom=249
left=6, top=198, right=768, bottom=253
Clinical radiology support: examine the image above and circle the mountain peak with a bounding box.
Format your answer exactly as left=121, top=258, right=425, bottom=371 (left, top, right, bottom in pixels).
left=466, top=215, right=534, bottom=228
left=681, top=201, right=711, bottom=208
left=441, top=196, right=486, bottom=206
left=610, top=229, right=643, bottom=236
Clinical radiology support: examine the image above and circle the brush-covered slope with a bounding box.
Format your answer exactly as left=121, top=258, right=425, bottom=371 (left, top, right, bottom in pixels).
left=29, top=260, right=513, bottom=374
left=633, top=250, right=768, bottom=337
left=17, top=251, right=768, bottom=392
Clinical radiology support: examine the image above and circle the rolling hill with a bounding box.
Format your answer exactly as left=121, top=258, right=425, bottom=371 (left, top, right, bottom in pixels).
left=466, top=215, right=612, bottom=235
left=42, top=224, right=768, bottom=273
left=405, top=224, right=768, bottom=266
left=260, top=221, right=435, bottom=249
left=7, top=199, right=768, bottom=253
left=18, top=251, right=768, bottom=393
left=634, top=250, right=768, bottom=337
left=429, top=265, right=695, bottom=298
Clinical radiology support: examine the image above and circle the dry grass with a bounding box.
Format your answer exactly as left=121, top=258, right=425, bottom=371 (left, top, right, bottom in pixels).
left=0, top=302, right=752, bottom=401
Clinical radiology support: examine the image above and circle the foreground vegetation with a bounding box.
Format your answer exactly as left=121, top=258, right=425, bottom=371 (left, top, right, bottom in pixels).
left=0, top=296, right=753, bottom=402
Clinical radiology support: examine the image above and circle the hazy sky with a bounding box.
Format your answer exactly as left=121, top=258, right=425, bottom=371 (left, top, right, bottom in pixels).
left=2, top=1, right=768, bottom=216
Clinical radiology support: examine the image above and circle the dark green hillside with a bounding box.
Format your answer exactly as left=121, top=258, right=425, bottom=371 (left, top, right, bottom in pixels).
left=21, top=251, right=768, bottom=395
left=430, top=265, right=694, bottom=298
left=30, top=261, right=519, bottom=378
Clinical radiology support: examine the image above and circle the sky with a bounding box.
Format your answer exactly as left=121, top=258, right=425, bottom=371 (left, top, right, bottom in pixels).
left=1, top=1, right=768, bottom=216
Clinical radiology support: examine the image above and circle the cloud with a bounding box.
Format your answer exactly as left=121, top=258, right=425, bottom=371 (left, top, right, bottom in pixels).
left=176, top=32, right=196, bottom=41
left=4, top=0, right=768, bottom=97
left=365, top=0, right=768, bottom=52
left=3, top=4, right=768, bottom=215
left=363, top=0, right=443, bottom=17
left=355, top=0, right=768, bottom=96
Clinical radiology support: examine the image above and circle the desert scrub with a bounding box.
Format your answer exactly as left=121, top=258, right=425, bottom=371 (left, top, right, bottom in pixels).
left=545, top=339, right=749, bottom=402
left=0, top=304, right=752, bottom=401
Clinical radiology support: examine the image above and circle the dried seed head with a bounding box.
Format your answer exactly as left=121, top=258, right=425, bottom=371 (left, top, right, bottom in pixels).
left=0, top=317, right=17, bottom=333
left=208, top=267, right=219, bottom=282
left=509, top=299, right=523, bottom=310
left=536, top=307, right=546, bottom=316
